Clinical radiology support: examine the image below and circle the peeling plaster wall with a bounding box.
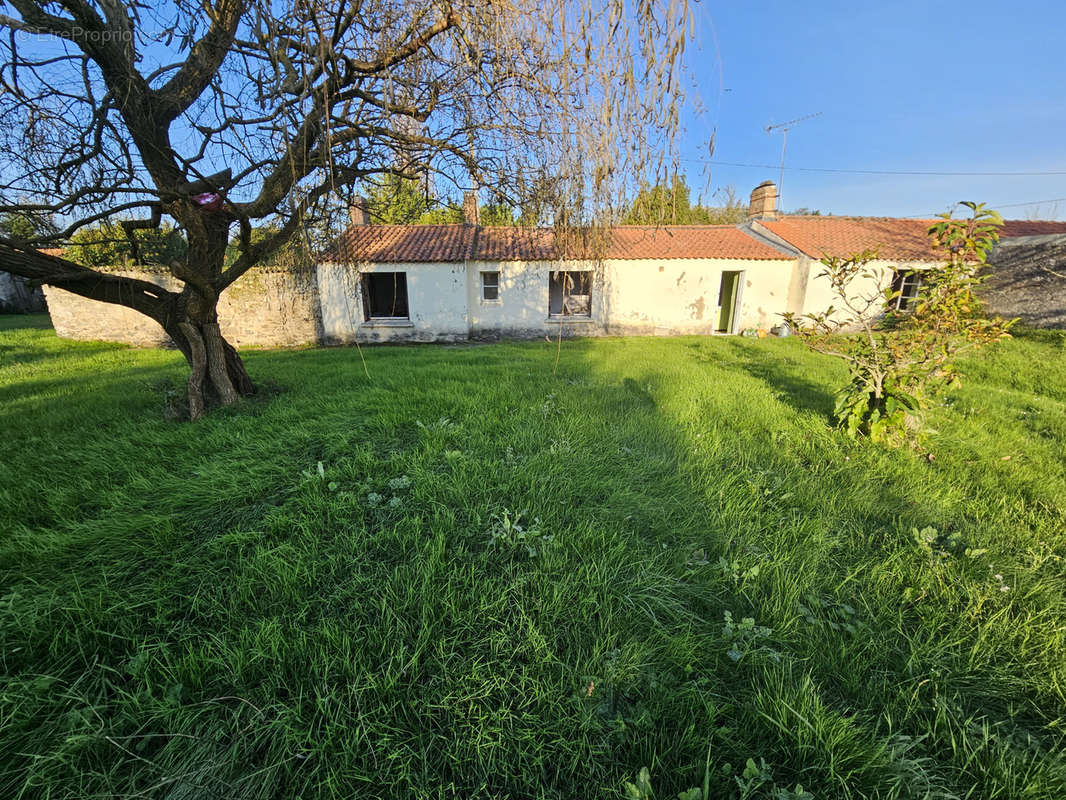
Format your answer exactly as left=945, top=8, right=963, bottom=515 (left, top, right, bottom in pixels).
left=466, top=259, right=607, bottom=338
left=731, top=261, right=797, bottom=331
left=464, top=257, right=796, bottom=338
left=606, top=258, right=794, bottom=334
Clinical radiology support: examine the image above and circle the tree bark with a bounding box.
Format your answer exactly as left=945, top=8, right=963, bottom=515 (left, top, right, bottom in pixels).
left=202, top=321, right=241, bottom=406
left=1, top=202, right=260, bottom=420
left=177, top=321, right=209, bottom=420
left=168, top=304, right=255, bottom=419
left=161, top=199, right=256, bottom=417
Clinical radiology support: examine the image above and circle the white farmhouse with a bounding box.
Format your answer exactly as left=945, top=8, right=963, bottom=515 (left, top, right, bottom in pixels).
left=317, top=197, right=797, bottom=343
left=39, top=183, right=1066, bottom=348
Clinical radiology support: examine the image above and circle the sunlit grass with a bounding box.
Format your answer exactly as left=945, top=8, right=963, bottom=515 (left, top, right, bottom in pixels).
left=1, top=314, right=1064, bottom=798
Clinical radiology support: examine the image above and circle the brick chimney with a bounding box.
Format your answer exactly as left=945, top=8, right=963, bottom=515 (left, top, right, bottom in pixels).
left=348, top=196, right=369, bottom=226
left=463, top=191, right=479, bottom=225
left=747, top=181, right=778, bottom=220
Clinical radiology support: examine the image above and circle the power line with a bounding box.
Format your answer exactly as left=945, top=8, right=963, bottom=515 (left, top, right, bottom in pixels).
left=985, top=196, right=1066, bottom=209
left=906, top=196, right=1066, bottom=219
left=683, top=159, right=1066, bottom=177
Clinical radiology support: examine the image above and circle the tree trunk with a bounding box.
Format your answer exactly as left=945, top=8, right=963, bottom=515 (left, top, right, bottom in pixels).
left=162, top=205, right=256, bottom=419
left=168, top=293, right=255, bottom=420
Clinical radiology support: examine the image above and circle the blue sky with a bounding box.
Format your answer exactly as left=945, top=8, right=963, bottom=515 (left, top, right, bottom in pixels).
left=677, top=0, right=1066, bottom=219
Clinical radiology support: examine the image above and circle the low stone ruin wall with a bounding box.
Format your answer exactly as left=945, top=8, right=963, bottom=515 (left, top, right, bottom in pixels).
left=43, top=267, right=322, bottom=348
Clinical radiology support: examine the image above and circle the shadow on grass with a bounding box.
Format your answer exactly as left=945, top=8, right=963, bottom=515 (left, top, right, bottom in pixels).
left=1011, top=326, right=1066, bottom=346
left=687, top=337, right=838, bottom=421
left=0, top=312, right=53, bottom=333
left=0, top=340, right=132, bottom=369
left=569, top=340, right=1066, bottom=793
left=2, top=333, right=1063, bottom=798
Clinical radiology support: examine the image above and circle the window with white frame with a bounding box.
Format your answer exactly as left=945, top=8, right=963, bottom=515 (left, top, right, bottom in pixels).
left=548, top=270, right=592, bottom=317
left=890, top=269, right=922, bottom=311
left=481, top=270, right=500, bottom=301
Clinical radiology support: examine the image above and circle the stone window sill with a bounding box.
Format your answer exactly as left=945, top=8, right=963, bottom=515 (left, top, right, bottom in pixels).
left=361, top=318, right=414, bottom=328
left=546, top=316, right=594, bottom=323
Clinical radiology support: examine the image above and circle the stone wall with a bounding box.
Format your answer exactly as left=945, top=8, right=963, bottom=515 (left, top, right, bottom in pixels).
left=44, top=267, right=321, bottom=348
left=218, top=268, right=321, bottom=347
left=982, top=235, right=1066, bottom=328
left=46, top=280, right=173, bottom=346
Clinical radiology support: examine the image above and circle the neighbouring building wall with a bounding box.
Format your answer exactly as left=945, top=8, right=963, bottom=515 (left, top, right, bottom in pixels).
left=0, top=271, right=46, bottom=313
left=44, top=267, right=322, bottom=348
left=982, top=235, right=1066, bottom=328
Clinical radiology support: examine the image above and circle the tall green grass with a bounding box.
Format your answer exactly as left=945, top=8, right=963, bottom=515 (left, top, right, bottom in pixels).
left=1, top=314, right=1064, bottom=798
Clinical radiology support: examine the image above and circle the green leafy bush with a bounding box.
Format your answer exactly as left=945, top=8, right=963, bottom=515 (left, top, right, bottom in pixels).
left=784, top=203, right=1013, bottom=444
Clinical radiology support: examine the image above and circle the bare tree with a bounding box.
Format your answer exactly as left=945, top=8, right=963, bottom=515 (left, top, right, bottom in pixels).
left=0, top=0, right=692, bottom=417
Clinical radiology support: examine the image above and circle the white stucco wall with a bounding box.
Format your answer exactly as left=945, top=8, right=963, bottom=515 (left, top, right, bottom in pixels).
left=321, top=256, right=800, bottom=341
left=801, top=257, right=935, bottom=325
left=318, top=261, right=469, bottom=343
left=734, top=260, right=798, bottom=330
left=604, top=258, right=794, bottom=334
left=464, top=257, right=796, bottom=338
left=466, top=259, right=608, bottom=337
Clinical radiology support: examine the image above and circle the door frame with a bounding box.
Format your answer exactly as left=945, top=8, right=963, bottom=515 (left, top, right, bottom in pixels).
left=716, top=270, right=744, bottom=334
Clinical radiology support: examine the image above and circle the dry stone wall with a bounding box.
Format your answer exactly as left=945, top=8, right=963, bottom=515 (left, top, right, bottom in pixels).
left=43, top=267, right=321, bottom=348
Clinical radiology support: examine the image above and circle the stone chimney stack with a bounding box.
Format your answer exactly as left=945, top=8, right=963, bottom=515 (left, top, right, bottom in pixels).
left=747, top=181, right=779, bottom=220
left=463, top=191, right=479, bottom=225
left=349, top=196, right=369, bottom=226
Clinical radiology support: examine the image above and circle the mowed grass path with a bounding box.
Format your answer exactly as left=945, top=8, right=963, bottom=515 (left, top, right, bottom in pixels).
left=1, top=314, right=1065, bottom=799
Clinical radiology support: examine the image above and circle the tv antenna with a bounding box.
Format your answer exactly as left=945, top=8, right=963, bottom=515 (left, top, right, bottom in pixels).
left=765, top=111, right=822, bottom=207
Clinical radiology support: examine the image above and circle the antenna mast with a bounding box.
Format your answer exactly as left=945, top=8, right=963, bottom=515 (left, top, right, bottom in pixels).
left=765, top=111, right=822, bottom=208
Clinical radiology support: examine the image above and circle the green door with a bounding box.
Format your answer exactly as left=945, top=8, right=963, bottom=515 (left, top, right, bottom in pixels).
left=717, top=271, right=741, bottom=333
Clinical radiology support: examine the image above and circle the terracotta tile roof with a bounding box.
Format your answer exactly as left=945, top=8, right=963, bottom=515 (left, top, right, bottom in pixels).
left=758, top=216, right=1066, bottom=263
left=323, top=224, right=791, bottom=263
left=474, top=227, right=558, bottom=260
left=324, top=224, right=476, bottom=263
left=758, top=217, right=942, bottom=262
left=603, top=226, right=791, bottom=260
left=321, top=216, right=1066, bottom=265
left=1000, top=220, right=1066, bottom=238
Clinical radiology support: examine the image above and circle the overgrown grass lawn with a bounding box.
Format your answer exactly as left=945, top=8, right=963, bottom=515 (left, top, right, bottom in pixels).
left=2, top=314, right=1066, bottom=799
